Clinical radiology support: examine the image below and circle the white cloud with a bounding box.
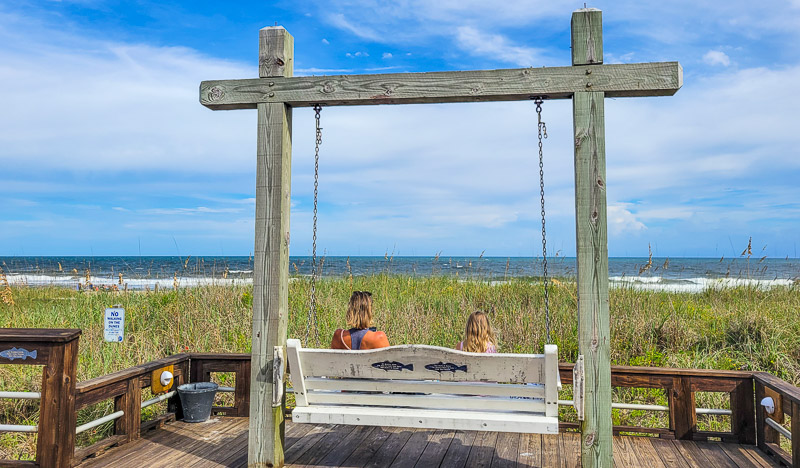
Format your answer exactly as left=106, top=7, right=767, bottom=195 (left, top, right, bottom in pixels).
left=608, top=205, right=647, bottom=235
left=0, top=23, right=254, bottom=173
left=3, top=3, right=800, bottom=256
left=703, top=50, right=731, bottom=66
left=321, top=38, right=330, bottom=45
left=326, top=13, right=382, bottom=41
left=455, top=26, right=543, bottom=66
left=140, top=207, right=244, bottom=215
left=382, top=52, right=392, bottom=59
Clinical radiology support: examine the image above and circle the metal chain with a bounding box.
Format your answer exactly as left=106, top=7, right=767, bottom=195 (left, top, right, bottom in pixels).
left=534, top=97, right=551, bottom=344
left=305, top=104, right=322, bottom=347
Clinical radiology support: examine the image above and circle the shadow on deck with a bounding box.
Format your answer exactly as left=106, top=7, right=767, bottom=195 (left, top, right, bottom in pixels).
left=76, top=417, right=780, bottom=468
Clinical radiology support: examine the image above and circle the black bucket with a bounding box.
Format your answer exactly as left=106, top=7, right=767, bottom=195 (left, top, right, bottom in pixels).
left=177, top=382, right=219, bottom=423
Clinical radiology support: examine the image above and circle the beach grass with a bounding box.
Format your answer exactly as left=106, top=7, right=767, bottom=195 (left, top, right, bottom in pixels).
left=1, top=276, right=799, bottom=459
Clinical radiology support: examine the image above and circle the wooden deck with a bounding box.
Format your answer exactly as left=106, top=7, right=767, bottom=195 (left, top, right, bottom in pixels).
left=76, top=417, right=781, bottom=467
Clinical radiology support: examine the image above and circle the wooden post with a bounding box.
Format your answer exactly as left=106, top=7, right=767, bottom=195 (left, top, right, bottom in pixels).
left=792, top=401, right=799, bottom=468
left=36, top=332, right=80, bottom=468
left=755, top=380, right=768, bottom=452
left=571, top=8, right=612, bottom=467
left=248, top=25, right=293, bottom=468
left=114, top=378, right=141, bottom=442
left=731, top=378, right=756, bottom=445
left=670, top=377, right=696, bottom=439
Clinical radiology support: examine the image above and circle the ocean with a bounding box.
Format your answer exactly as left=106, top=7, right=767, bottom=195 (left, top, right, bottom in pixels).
left=1, top=256, right=798, bottom=293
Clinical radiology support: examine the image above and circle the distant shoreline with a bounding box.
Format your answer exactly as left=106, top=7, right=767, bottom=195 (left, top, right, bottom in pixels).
left=2, top=255, right=798, bottom=292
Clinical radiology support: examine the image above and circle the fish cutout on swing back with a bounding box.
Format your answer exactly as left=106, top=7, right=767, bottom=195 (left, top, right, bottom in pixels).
left=371, top=360, right=414, bottom=372
left=425, top=362, right=468, bottom=373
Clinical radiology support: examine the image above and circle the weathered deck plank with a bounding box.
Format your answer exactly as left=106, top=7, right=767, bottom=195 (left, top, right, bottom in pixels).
left=415, top=429, right=456, bottom=467
left=76, top=418, right=784, bottom=468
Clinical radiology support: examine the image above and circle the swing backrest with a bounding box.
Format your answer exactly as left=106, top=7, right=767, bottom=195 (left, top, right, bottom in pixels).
left=287, top=339, right=559, bottom=433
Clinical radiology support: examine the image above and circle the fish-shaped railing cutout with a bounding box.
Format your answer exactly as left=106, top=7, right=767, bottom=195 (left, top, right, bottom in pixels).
left=425, top=362, right=468, bottom=373
left=0, top=347, right=38, bottom=361
left=371, top=360, right=414, bottom=372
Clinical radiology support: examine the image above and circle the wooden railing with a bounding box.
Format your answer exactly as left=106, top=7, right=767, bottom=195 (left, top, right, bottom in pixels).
left=755, top=372, right=799, bottom=467
left=189, top=353, right=251, bottom=417
left=559, top=364, right=757, bottom=444
left=2, top=329, right=798, bottom=467
left=72, top=354, right=191, bottom=464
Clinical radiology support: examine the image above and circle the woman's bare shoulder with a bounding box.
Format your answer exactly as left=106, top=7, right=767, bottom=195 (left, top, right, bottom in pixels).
left=363, top=330, right=390, bottom=349
left=330, top=328, right=349, bottom=349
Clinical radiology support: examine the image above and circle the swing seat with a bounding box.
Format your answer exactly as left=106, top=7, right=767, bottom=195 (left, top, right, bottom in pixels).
left=286, top=339, right=560, bottom=434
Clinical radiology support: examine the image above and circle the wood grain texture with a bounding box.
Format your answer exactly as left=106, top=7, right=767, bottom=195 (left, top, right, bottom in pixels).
left=200, top=61, right=682, bottom=109
left=560, top=363, right=755, bottom=379
left=571, top=9, right=603, bottom=65
left=36, top=337, right=78, bottom=468
left=248, top=25, right=293, bottom=468
left=793, top=401, right=799, bottom=468
left=755, top=372, right=800, bottom=405
left=76, top=354, right=189, bottom=397
left=465, top=431, right=499, bottom=468
left=671, top=377, right=697, bottom=440
left=756, top=380, right=769, bottom=453
left=114, top=377, right=142, bottom=443
left=388, top=428, right=431, bottom=467
left=516, top=433, right=542, bottom=468
left=731, top=378, right=756, bottom=445
left=415, top=429, right=456, bottom=468
left=439, top=430, right=478, bottom=468
left=572, top=16, right=611, bottom=468
left=71, top=417, right=784, bottom=468
left=572, top=90, right=612, bottom=468
left=0, top=328, right=81, bottom=342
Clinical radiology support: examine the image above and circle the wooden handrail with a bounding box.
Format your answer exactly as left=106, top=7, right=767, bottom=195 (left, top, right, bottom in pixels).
left=76, top=354, right=190, bottom=397
left=189, top=353, right=251, bottom=417
left=754, top=372, right=800, bottom=405
left=559, top=363, right=755, bottom=443
left=754, top=372, right=799, bottom=467
left=5, top=331, right=797, bottom=467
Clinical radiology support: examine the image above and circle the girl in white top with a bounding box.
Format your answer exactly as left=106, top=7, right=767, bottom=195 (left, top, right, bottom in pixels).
left=455, top=311, right=497, bottom=353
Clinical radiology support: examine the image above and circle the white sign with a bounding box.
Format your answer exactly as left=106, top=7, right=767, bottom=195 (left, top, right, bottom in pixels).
left=104, top=307, right=125, bottom=342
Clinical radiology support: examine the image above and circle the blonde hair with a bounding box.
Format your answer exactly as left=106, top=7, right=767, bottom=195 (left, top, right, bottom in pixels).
left=463, top=311, right=496, bottom=353
left=346, top=291, right=373, bottom=329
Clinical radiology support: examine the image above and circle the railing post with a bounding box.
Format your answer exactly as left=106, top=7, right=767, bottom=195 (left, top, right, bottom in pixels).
left=235, top=359, right=251, bottom=417
left=731, top=377, right=756, bottom=445
left=755, top=380, right=768, bottom=452
left=0, top=329, right=81, bottom=468
left=114, top=377, right=141, bottom=442
left=792, top=400, right=799, bottom=468
left=671, top=376, right=696, bottom=439
left=169, top=359, right=189, bottom=420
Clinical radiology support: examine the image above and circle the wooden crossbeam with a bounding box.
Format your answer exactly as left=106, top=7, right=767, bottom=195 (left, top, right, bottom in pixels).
left=200, top=61, right=682, bottom=110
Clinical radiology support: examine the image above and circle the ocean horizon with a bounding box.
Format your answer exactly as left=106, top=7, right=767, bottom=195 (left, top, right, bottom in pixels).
left=1, top=255, right=798, bottom=293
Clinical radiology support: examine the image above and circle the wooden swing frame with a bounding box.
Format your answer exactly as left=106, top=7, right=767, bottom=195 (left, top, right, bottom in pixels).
left=199, top=8, right=683, bottom=467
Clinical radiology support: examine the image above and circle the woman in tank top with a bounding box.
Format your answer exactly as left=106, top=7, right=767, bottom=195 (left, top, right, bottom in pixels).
left=331, top=291, right=389, bottom=350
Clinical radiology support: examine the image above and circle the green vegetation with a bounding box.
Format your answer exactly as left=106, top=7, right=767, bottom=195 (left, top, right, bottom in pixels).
left=1, top=277, right=799, bottom=459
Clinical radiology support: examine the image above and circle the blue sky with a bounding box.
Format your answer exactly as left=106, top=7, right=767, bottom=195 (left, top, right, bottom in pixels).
left=1, top=0, right=799, bottom=258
